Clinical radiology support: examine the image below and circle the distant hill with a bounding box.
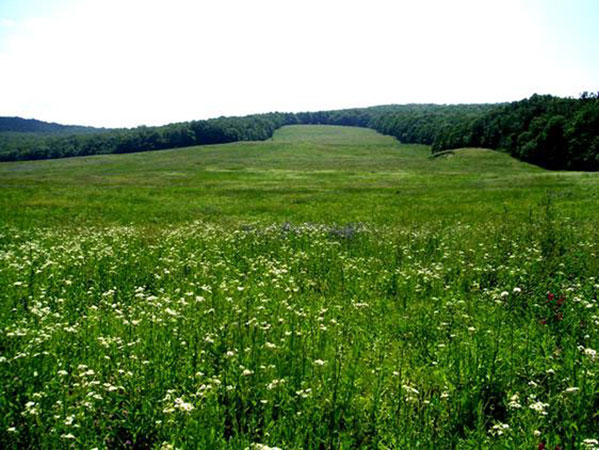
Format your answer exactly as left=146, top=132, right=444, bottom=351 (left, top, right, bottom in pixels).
left=0, top=93, right=598, bottom=170
left=0, top=116, right=106, bottom=134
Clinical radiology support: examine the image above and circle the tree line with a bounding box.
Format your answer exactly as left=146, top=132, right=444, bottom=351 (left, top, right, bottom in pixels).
left=430, top=93, right=599, bottom=170
left=0, top=113, right=296, bottom=161
left=1, top=94, right=598, bottom=170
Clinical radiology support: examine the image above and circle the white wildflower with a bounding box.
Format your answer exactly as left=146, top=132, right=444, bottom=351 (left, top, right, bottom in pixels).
left=173, top=397, right=194, bottom=413
left=508, top=393, right=521, bottom=409
left=584, top=348, right=597, bottom=360
left=489, top=422, right=509, bottom=436
left=247, top=444, right=282, bottom=450
left=529, top=401, right=549, bottom=415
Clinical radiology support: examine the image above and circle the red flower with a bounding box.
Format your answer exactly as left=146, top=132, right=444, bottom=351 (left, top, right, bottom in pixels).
left=547, top=293, right=555, bottom=301
left=556, top=296, right=565, bottom=307
left=538, top=442, right=546, bottom=450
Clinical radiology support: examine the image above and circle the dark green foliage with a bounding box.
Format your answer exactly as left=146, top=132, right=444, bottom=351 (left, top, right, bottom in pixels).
left=1, top=94, right=598, bottom=170
left=0, top=113, right=297, bottom=161
left=366, top=104, right=494, bottom=146
left=432, top=93, right=599, bottom=170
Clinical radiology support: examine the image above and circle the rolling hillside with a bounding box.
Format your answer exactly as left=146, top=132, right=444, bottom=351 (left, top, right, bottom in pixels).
left=1, top=125, right=597, bottom=227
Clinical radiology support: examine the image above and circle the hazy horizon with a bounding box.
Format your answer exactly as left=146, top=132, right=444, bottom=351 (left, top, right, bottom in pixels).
left=1, top=94, right=592, bottom=130
left=1, top=0, right=598, bottom=128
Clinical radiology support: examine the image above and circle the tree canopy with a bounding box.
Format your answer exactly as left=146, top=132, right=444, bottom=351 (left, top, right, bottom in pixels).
left=1, top=94, right=598, bottom=170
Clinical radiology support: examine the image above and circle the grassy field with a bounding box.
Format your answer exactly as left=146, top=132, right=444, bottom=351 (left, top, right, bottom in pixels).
left=2, top=125, right=598, bottom=227
left=2, top=125, right=599, bottom=448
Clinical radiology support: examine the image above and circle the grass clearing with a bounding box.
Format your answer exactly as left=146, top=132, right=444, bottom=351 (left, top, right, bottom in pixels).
left=2, top=125, right=599, bottom=448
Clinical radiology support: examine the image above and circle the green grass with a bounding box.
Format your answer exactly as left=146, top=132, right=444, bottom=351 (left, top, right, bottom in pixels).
left=1, top=125, right=597, bottom=227
left=2, top=125, right=599, bottom=448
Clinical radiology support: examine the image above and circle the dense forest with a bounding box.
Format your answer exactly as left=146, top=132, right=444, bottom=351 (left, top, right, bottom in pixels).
left=0, top=113, right=295, bottom=161
left=429, top=93, right=599, bottom=170
left=1, top=94, right=598, bottom=170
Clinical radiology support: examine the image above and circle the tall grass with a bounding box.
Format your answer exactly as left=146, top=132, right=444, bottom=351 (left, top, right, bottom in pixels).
left=2, top=203, right=599, bottom=448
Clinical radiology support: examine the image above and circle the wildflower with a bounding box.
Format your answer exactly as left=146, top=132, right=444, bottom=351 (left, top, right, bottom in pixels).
left=500, top=291, right=509, bottom=298
left=508, top=393, right=521, bottom=409
left=267, top=379, right=284, bottom=390
left=242, top=369, right=254, bottom=376
left=564, top=387, right=580, bottom=394
left=529, top=401, right=549, bottom=415
left=248, top=444, right=282, bottom=450
left=165, top=308, right=178, bottom=317
left=295, top=388, right=311, bottom=398
left=513, top=287, right=522, bottom=294
left=22, top=401, right=39, bottom=416
left=489, top=422, right=509, bottom=436
left=173, top=397, right=194, bottom=413
left=314, top=359, right=326, bottom=366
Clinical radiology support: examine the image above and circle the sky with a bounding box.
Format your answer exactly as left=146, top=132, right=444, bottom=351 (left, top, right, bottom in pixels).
left=0, top=0, right=598, bottom=128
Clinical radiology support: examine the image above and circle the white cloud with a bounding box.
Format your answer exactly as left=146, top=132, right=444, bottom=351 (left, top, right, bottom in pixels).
left=0, top=0, right=596, bottom=127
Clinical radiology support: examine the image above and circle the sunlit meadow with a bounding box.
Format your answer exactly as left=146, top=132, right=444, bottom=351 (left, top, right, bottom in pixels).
left=2, top=126, right=599, bottom=448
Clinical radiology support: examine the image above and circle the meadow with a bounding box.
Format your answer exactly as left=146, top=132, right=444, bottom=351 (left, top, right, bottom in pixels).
left=2, top=125, right=599, bottom=448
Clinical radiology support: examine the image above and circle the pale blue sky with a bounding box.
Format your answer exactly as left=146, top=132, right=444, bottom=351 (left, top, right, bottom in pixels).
left=0, top=0, right=597, bottom=127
